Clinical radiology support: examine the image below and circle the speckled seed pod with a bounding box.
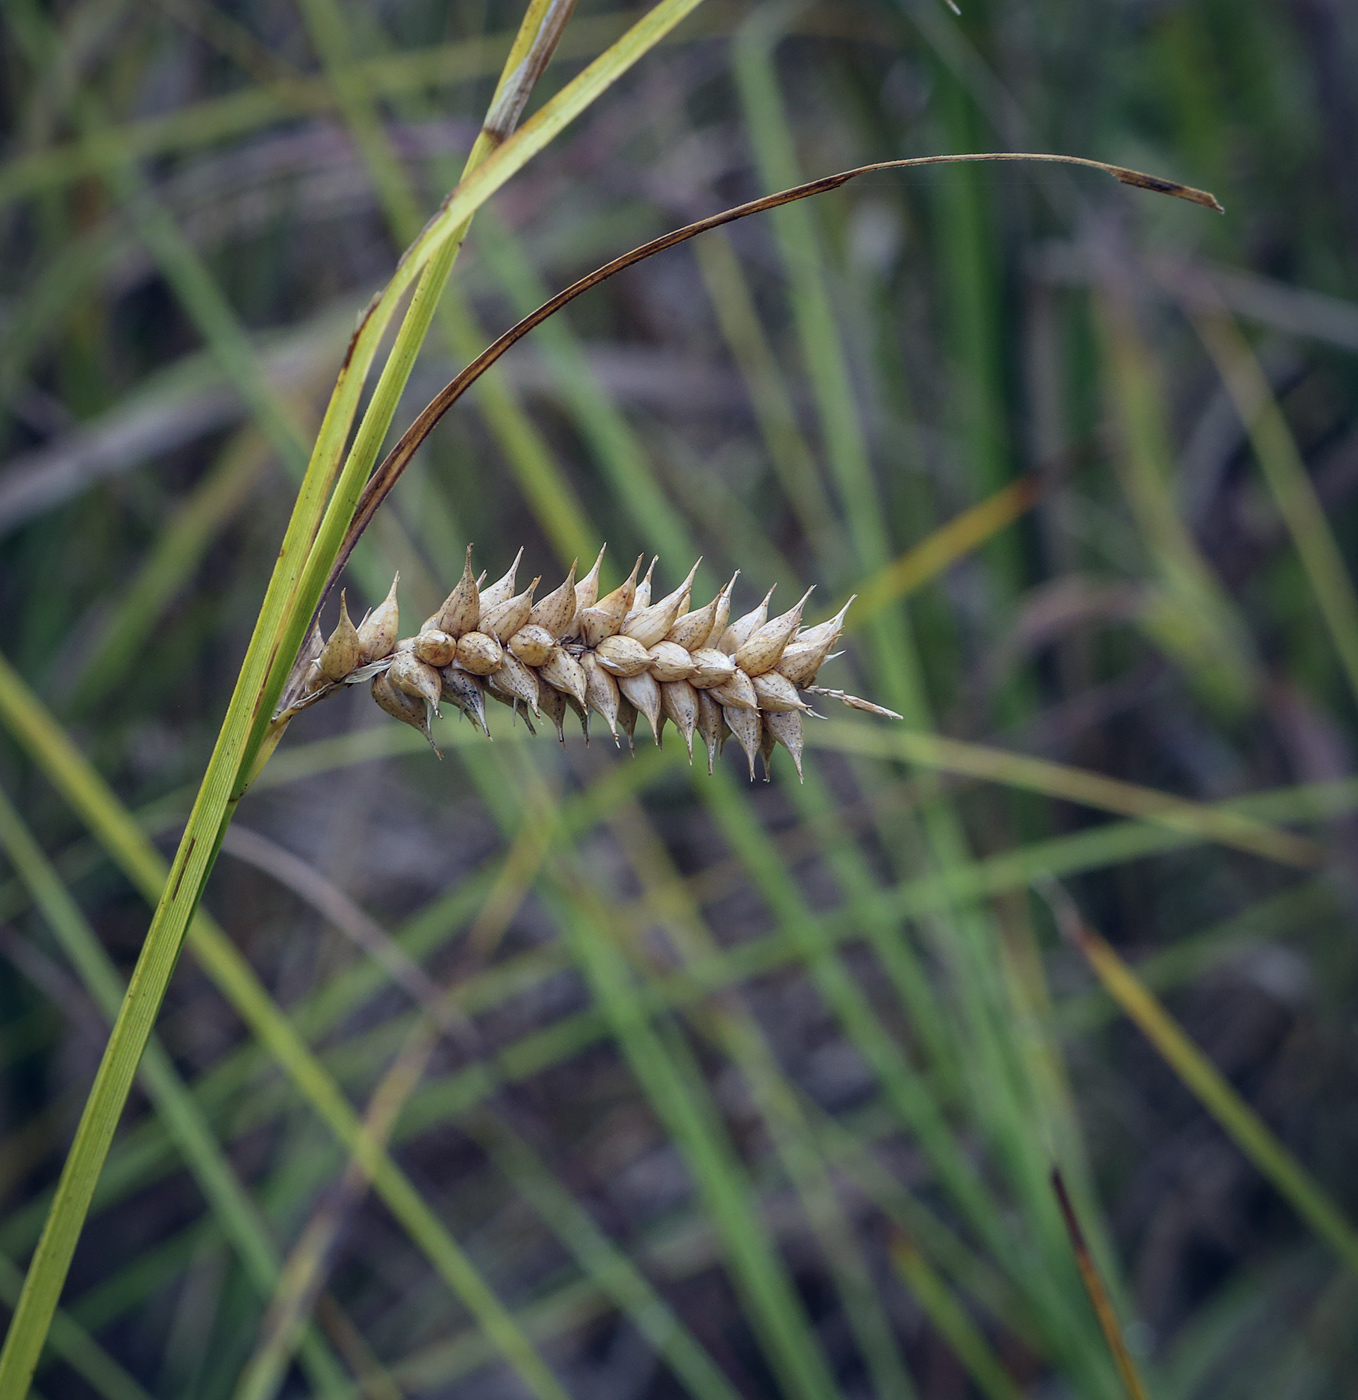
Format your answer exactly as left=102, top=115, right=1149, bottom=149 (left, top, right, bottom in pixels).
left=666, top=573, right=736, bottom=651
left=617, top=671, right=662, bottom=741
left=594, top=633, right=651, bottom=678
left=435, top=549, right=481, bottom=638
left=372, top=671, right=435, bottom=750
left=685, top=648, right=736, bottom=690
left=722, top=704, right=763, bottom=781
left=623, top=560, right=700, bottom=648
left=579, top=554, right=642, bottom=647
left=645, top=641, right=693, bottom=682
left=495, top=650, right=540, bottom=712
left=733, top=587, right=812, bottom=677
left=477, top=549, right=523, bottom=613
left=661, top=679, right=698, bottom=761
left=567, top=547, right=606, bottom=637
left=388, top=650, right=442, bottom=713
left=708, top=668, right=758, bottom=712
left=536, top=647, right=588, bottom=707
left=413, top=630, right=457, bottom=668
left=507, top=624, right=556, bottom=667
left=695, top=687, right=728, bottom=775
left=750, top=670, right=810, bottom=713
left=479, top=578, right=539, bottom=641
left=357, top=574, right=400, bottom=664
left=528, top=565, right=578, bottom=639
left=319, top=592, right=361, bottom=682
left=455, top=631, right=503, bottom=675
left=537, top=682, right=567, bottom=742
left=581, top=651, right=621, bottom=743
left=718, top=586, right=774, bottom=656
left=763, top=709, right=804, bottom=781
left=440, top=664, right=488, bottom=736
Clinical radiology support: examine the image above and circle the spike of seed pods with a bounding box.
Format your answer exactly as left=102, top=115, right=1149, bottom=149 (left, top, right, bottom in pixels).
left=295, top=548, right=897, bottom=780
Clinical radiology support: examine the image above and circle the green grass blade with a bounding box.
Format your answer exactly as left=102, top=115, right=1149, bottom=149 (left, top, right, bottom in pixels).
left=1045, top=885, right=1358, bottom=1280
left=0, top=785, right=352, bottom=1398
left=809, top=721, right=1322, bottom=868
left=1195, top=310, right=1358, bottom=708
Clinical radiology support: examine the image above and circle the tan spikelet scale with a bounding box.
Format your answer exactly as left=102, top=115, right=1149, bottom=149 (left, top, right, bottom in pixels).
left=480, top=578, right=538, bottom=641
left=528, top=563, right=577, bottom=638
left=455, top=631, right=502, bottom=675
left=750, top=670, right=810, bottom=713
left=536, top=647, right=587, bottom=706
left=388, top=651, right=442, bottom=713
left=579, top=554, right=642, bottom=647
left=581, top=651, right=621, bottom=743
left=478, top=549, right=523, bottom=613
left=719, top=586, right=774, bottom=655
left=763, top=710, right=804, bottom=781
left=624, top=559, right=700, bottom=648
left=594, top=633, right=651, bottom=678
left=507, top=624, right=555, bottom=667
left=686, top=648, right=736, bottom=689
left=708, top=668, right=758, bottom=711
left=372, top=672, right=437, bottom=751
left=618, top=671, right=662, bottom=741
left=667, top=572, right=736, bottom=651
left=357, top=574, right=400, bottom=664
left=723, top=705, right=762, bottom=780
left=661, top=679, right=698, bottom=760
left=413, top=630, right=457, bottom=668
left=319, top=592, right=361, bottom=681
left=440, top=665, right=489, bottom=736
left=734, top=586, right=812, bottom=676
left=646, top=640, right=693, bottom=682
left=436, top=549, right=481, bottom=637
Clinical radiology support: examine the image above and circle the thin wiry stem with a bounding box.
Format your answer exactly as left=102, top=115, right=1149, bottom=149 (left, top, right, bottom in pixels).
left=317, top=152, right=1220, bottom=611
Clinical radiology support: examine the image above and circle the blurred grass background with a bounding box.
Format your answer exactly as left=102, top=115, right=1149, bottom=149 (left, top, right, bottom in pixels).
left=2, top=0, right=1358, bottom=1396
